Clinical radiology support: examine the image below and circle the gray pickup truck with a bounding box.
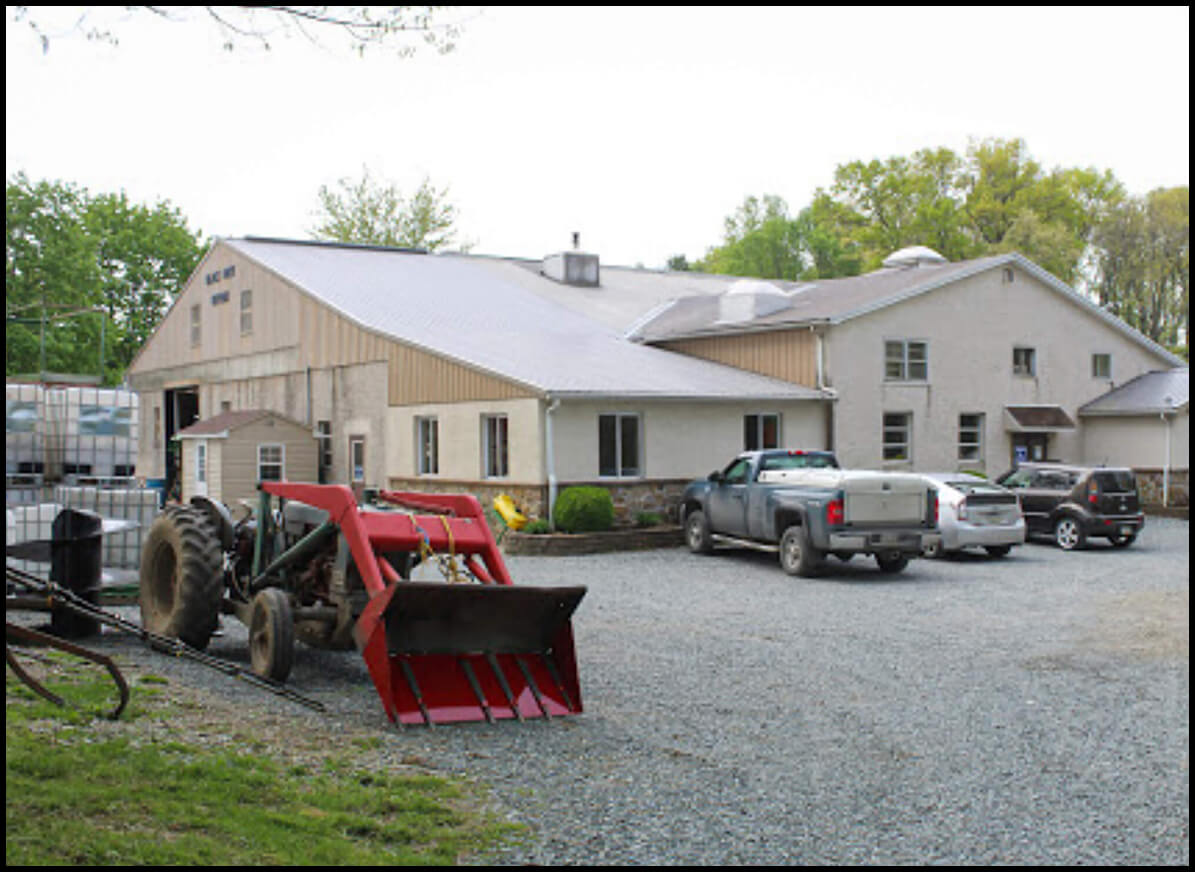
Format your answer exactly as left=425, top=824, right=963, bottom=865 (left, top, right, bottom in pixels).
left=680, top=449, right=941, bottom=576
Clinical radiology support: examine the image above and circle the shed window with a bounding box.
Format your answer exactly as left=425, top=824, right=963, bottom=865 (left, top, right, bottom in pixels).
left=257, top=444, right=284, bottom=482
left=195, top=442, right=207, bottom=484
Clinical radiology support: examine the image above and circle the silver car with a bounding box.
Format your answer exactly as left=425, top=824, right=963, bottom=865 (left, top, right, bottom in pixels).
left=922, top=473, right=1026, bottom=558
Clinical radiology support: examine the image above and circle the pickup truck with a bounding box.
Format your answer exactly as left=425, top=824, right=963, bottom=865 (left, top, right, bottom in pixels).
left=680, top=450, right=941, bottom=576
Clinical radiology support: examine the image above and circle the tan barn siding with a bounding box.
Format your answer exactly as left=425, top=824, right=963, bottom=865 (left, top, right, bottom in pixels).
left=219, top=417, right=319, bottom=506
left=656, top=329, right=820, bottom=388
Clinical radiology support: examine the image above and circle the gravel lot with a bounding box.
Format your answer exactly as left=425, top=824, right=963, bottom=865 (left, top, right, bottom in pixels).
left=17, top=517, right=1188, bottom=865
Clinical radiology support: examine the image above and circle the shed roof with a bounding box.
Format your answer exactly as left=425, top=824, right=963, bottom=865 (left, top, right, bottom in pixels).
left=221, top=237, right=827, bottom=403
left=175, top=409, right=310, bottom=439
left=1079, top=368, right=1190, bottom=417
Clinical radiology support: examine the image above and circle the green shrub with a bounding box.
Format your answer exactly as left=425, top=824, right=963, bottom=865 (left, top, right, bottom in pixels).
left=553, top=487, right=614, bottom=533
left=521, top=518, right=553, bottom=535
left=635, top=511, right=663, bottom=528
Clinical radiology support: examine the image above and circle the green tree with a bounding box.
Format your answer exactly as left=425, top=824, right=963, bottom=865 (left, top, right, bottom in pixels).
left=6, top=173, right=203, bottom=382
left=311, top=170, right=466, bottom=252
left=697, top=195, right=809, bottom=280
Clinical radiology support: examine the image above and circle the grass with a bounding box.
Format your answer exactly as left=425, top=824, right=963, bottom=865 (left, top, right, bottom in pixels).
left=6, top=649, right=523, bottom=865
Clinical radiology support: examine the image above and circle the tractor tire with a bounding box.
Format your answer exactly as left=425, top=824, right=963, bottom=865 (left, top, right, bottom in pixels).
left=779, top=524, right=823, bottom=577
left=685, top=509, right=714, bottom=554
left=139, top=505, right=224, bottom=650
left=249, top=588, right=295, bottom=682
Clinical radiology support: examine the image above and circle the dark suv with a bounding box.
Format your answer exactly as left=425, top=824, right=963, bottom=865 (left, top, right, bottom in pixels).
left=996, top=463, right=1144, bottom=550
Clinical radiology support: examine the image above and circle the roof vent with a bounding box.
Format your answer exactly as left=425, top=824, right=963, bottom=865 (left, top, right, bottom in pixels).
left=542, top=234, right=600, bottom=287
left=717, top=279, right=791, bottom=324
left=882, top=246, right=947, bottom=269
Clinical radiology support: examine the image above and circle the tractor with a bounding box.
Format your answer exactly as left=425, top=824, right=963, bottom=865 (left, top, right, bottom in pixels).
left=138, top=482, right=586, bottom=726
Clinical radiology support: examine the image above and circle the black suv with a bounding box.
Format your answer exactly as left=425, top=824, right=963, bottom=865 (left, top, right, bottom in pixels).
left=996, top=463, right=1144, bottom=550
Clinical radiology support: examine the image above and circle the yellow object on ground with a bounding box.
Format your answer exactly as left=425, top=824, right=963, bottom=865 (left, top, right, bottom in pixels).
left=493, top=493, right=528, bottom=530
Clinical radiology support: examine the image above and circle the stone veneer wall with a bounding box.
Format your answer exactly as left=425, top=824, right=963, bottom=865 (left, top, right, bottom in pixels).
left=385, top=477, right=692, bottom=529
left=1134, top=467, right=1189, bottom=508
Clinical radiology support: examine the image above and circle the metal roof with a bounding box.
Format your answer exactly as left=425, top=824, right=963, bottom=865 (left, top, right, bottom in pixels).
left=224, top=238, right=826, bottom=402
left=1079, top=368, right=1190, bottom=416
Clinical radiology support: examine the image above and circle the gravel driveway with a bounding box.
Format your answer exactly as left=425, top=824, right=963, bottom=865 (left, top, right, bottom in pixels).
left=25, top=517, right=1189, bottom=865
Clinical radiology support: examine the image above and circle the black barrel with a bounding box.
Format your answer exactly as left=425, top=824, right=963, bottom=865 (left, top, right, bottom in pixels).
left=49, top=508, right=104, bottom=638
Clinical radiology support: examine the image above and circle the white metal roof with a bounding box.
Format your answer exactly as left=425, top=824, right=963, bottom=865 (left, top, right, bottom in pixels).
left=225, top=238, right=826, bottom=402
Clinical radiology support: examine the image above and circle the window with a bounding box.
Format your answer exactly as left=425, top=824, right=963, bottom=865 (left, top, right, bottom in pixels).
left=1092, top=353, right=1112, bottom=379
left=349, top=435, right=366, bottom=483
left=1013, top=346, right=1036, bottom=376
left=598, top=413, right=641, bottom=478
left=195, top=442, right=207, bottom=484
left=885, top=340, right=928, bottom=381
left=240, top=289, right=253, bottom=335
left=482, top=414, right=509, bottom=478
left=257, top=444, right=284, bottom=482
left=882, top=412, right=912, bottom=462
left=316, top=421, right=333, bottom=483
left=416, top=417, right=439, bottom=475
left=744, top=413, right=781, bottom=450
left=190, top=304, right=201, bottom=347
left=958, top=413, right=984, bottom=462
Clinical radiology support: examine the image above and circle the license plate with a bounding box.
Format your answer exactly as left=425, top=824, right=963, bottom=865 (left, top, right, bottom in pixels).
left=1120, top=525, right=1135, bottom=536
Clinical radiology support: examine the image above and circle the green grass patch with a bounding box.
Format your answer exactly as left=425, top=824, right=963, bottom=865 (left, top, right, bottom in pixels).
left=6, top=657, right=522, bottom=865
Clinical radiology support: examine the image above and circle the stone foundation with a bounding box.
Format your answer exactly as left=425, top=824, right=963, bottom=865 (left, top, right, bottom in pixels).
left=1135, top=467, right=1189, bottom=508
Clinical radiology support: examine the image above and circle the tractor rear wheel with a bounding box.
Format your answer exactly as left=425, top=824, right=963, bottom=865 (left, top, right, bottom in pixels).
left=249, top=588, right=295, bottom=682
left=139, top=505, right=224, bottom=650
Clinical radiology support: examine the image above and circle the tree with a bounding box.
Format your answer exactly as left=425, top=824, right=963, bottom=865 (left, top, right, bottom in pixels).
left=697, top=195, right=810, bottom=280
left=311, top=169, right=466, bottom=252
left=6, top=174, right=204, bottom=383
left=1091, top=186, right=1189, bottom=347
left=9, top=6, right=464, bottom=56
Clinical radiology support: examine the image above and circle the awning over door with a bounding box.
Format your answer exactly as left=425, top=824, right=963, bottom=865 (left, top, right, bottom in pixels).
left=1003, top=405, right=1076, bottom=432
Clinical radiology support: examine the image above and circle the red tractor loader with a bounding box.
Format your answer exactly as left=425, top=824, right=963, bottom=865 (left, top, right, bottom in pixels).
left=138, top=482, right=585, bottom=726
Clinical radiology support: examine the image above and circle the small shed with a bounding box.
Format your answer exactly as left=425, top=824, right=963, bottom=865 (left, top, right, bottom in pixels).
left=174, top=410, right=318, bottom=507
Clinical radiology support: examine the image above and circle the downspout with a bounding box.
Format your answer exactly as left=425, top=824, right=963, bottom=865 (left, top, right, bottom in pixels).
left=1161, top=408, right=1173, bottom=508
left=545, top=395, right=561, bottom=529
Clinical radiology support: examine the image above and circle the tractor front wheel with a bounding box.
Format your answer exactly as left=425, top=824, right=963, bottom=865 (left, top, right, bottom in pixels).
left=139, top=506, right=224, bottom=650
left=249, top=588, right=295, bottom=682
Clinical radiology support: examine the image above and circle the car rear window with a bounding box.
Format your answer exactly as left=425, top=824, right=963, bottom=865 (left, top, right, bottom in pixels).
left=1093, top=470, right=1137, bottom=492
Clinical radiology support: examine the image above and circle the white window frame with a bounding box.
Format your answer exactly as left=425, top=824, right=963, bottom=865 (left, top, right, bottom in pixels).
left=349, top=435, right=366, bottom=483
left=257, top=443, right=285, bottom=482
left=416, top=417, right=439, bottom=476
left=1013, top=346, right=1037, bottom=377
left=598, top=412, right=642, bottom=478
left=240, top=289, right=253, bottom=335
left=195, top=441, right=207, bottom=491
left=744, top=413, right=782, bottom=451
left=482, top=414, right=509, bottom=479
left=885, top=340, right=928, bottom=382
left=882, top=412, right=912, bottom=463
left=958, top=413, right=984, bottom=463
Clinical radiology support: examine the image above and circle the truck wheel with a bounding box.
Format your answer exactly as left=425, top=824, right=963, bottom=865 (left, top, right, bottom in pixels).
left=139, top=505, right=224, bottom=650
left=779, top=525, right=822, bottom=577
left=875, top=551, right=909, bottom=573
left=249, top=588, right=295, bottom=682
left=1053, top=516, right=1086, bottom=551
left=685, top=509, right=713, bottom=554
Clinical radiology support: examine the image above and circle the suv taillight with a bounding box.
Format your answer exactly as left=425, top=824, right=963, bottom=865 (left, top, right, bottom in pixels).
left=827, top=498, right=844, bottom=526
left=1088, top=479, right=1099, bottom=505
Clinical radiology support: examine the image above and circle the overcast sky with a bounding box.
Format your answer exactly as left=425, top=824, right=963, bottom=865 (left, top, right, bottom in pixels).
left=5, top=5, right=1190, bottom=269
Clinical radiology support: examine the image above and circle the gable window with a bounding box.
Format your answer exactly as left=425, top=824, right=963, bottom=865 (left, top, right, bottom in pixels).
left=885, top=340, right=928, bottom=381
left=416, top=417, right=439, bottom=475
left=882, top=412, right=912, bottom=462
left=958, top=413, right=984, bottom=463
left=240, top=289, right=253, bottom=335
left=1013, top=346, right=1036, bottom=377
left=482, top=414, right=509, bottom=478
left=598, top=413, right=641, bottom=478
left=1092, top=353, right=1112, bottom=379
left=190, top=304, right=201, bottom=347
left=744, top=413, right=781, bottom=451
left=257, top=444, right=284, bottom=482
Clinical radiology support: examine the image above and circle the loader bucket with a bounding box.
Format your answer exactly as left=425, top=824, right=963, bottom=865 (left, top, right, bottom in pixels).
left=256, top=482, right=587, bottom=727
left=356, top=580, right=585, bottom=726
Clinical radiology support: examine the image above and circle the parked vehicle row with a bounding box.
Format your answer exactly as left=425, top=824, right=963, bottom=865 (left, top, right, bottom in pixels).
left=680, top=451, right=1145, bottom=577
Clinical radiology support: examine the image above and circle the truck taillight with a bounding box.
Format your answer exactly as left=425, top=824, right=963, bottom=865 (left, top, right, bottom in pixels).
left=956, top=497, right=967, bottom=521
left=827, top=498, right=844, bottom=526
